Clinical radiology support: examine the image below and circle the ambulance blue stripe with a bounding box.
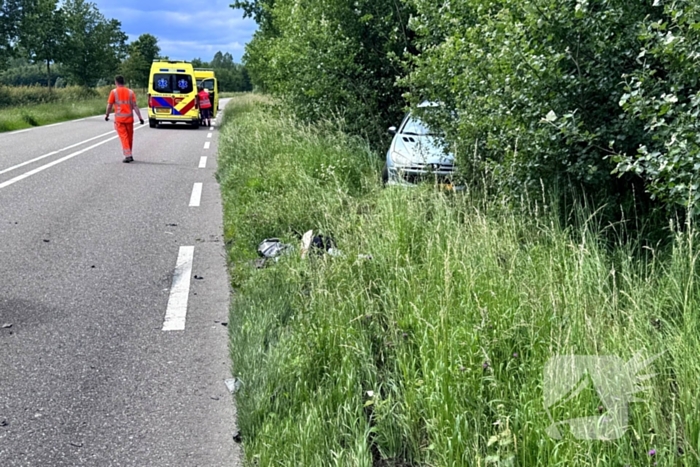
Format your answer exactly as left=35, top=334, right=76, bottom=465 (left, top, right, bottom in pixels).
left=153, top=96, right=182, bottom=116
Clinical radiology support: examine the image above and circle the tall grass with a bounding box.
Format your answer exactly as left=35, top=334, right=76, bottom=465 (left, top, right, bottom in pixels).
left=217, top=97, right=700, bottom=466
left=0, top=85, right=147, bottom=132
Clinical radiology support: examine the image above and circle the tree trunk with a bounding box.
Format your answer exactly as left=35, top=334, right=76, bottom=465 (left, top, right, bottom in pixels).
left=47, top=60, right=51, bottom=91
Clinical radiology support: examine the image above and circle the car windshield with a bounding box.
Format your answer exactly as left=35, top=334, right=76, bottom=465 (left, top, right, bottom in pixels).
left=401, top=116, right=435, bottom=136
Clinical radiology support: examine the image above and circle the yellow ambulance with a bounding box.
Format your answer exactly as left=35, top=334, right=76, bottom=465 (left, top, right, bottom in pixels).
left=148, top=61, right=201, bottom=128
left=194, top=69, right=219, bottom=118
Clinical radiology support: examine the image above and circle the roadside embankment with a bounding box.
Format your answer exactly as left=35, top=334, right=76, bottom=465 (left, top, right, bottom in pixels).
left=217, top=96, right=700, bottom=466
left=0, top=86, right=147, bottom=132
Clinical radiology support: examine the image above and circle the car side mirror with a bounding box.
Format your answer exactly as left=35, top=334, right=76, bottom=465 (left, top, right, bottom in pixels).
left=388, top=126, right=397, bottom=135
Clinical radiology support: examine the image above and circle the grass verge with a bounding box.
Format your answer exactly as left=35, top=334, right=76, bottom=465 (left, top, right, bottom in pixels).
left=0, top=86, right=147, bottom=132
left=218, top=96, right=700, bottom=466
left=219, top=91, right=253, bottom=99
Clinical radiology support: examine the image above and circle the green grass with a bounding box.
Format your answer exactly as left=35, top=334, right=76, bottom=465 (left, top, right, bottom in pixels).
left=217, top=97, right=700, bottom=466
left=0, top=85, right=147, bottom=132
left=219, top=91, right=254, bottom=99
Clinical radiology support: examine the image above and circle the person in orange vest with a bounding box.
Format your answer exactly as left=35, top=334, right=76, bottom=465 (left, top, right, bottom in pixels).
left=105, top=75, right=144, bottom=163
left=197, top=85, right=212, bottom=128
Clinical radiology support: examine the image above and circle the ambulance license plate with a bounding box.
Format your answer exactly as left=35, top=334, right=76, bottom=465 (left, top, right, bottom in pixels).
left=155, top=107, right=171, bottom=114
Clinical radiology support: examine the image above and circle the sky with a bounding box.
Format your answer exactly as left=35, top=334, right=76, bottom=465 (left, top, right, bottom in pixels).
left=93, top=0, right=257, bottom=63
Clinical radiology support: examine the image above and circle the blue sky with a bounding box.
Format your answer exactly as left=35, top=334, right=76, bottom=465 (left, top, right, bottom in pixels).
left=93, top=0, right=257, bottom=63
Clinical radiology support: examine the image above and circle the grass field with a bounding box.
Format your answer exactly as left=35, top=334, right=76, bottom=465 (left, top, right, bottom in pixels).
left=217, top=96, right=700, bottom=466
left=0, top=86, right=147, bottom=132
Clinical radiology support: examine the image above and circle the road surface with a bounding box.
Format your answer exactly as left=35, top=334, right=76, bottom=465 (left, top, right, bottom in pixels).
left=0, top=104, right=241, bottom=466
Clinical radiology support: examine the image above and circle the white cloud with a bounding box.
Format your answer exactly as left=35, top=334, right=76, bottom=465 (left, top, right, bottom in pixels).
left=93, top=1, right=256, bottom=62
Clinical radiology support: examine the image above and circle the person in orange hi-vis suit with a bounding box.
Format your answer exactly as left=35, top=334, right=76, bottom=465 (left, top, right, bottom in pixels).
left=105, top=75, right=144, bottom=163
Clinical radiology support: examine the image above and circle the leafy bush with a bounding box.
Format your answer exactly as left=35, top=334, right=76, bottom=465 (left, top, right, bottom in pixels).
left=404, top=0, right=664, bottom=213
left=615, top=0, right=700, bottom=213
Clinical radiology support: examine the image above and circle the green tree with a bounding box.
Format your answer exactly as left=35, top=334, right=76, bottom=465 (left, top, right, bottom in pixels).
left=191, top=57, right=207, bottom=68
left=235, top=0, right=415, bottom=145
left=19, top=0, right=66, bottom=89
left=211, top=51, right=234, bottom=69
left=231, top=0, right=276, bottom=34
left=121, top=33, right=159, bottom=87
left=62, top=0, right=126, bottom=87
left=0, top=0, right=25, bottom=67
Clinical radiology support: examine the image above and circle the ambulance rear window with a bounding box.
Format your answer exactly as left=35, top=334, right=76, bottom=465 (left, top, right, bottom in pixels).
left=153, top=74, right=193, bottom=94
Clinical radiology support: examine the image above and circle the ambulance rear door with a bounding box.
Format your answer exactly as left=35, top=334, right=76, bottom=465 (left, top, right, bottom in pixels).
left=202, top=78, right=218, bottom=118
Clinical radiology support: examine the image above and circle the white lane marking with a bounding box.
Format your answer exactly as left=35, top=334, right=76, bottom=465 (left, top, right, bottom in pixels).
left=0, top=126, right=145, bottom=190
left=162, top=246, right=195, bottom=331
left=189, top=183, right=203, bottom=207
left=0, top=130, right=115, bottom=176
left=198, top=156, right=207, bottom=169
left=207, top=132, right=212, bottom=138
left=43, top=122, right=65, bottom=128
left=203, top=141, right=211, bottom=150
left=8, top=129, right=32, bottom=135
left=209, top=127, right=214, bottom=131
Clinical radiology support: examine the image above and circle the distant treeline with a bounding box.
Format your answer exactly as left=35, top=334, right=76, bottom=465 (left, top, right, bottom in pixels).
left=0, top=0, right=251, bottom=92
left=192, top=52, right=252, bottom=93
left=234, top=0, right=700, bottom=218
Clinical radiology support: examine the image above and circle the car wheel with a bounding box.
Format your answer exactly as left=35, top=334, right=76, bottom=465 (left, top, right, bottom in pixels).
left=381, top=163, right=389, bottom=185
left=149, top=119, right=156, bottom=128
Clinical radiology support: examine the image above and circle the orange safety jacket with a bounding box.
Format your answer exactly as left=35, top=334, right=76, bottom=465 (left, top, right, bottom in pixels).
left=109, top=87, right=137, bottom=123
left=198, top=90, right=211, bottom=109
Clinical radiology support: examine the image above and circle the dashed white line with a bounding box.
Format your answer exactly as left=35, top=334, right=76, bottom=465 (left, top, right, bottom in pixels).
left=42, top=122, right=65, bottom=128
left=203, top=141, right=211, bottom=150
left=207, top=132, right=212, bottom=138
left=209, top=127, right=214, bottom=131
left=162, top=246, right=195, bottom=331
left=8, top=129, right=32, bottom=135
left=189, top=183, right=203, bottom=206
left=198, top=156, right=207, bottom=169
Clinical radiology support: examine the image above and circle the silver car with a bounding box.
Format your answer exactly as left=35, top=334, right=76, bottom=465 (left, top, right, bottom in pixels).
left=383, top=102, right=458, bottom=188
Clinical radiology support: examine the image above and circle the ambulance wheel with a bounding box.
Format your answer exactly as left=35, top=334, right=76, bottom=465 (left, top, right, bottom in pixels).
left=192, top=121, right=200, bottom=129
left=149, top=119, right=156, bottom=128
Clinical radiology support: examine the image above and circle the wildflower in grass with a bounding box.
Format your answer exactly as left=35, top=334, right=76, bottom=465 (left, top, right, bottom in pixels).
left=649, top=449, right=656, bottom=456
left=483, top=361, right=490, bottom=370
left=512, top=352, right=518, bottom=358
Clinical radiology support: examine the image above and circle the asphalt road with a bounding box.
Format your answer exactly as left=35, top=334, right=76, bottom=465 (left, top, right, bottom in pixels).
left=0, top=103, right=241, bottom=466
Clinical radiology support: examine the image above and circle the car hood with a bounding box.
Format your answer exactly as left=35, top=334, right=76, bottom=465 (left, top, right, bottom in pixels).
left=392, top=134, right=454, bottom=165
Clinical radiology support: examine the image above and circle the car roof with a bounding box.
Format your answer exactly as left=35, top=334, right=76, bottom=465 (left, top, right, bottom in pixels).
left=417, top=101, right=441, bottom=108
